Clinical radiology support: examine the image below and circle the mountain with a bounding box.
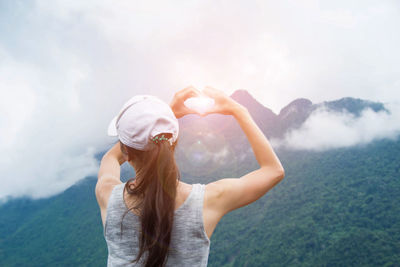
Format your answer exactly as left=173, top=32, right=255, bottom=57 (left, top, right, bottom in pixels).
left=176, top=89, right=277, bottom=145
left=175, top=91, right=388, bottom=175
left=320, top=97, right=387, bottom=117
left=230, top=89, right=278, bottom=136
left=179, top=90, right=387, bottom=140
left=275, top=96, right=388, bottom=136
left=276, top=98, right=314, bottom=136
left=0, top=90, right=398, bottom=266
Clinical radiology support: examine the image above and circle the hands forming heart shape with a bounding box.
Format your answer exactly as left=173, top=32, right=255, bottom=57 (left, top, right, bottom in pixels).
left=170, top=86, right=216, bottom=119
left=183, top=94, right=215, bottom=116
left=170, top=85, right=240, bottom=118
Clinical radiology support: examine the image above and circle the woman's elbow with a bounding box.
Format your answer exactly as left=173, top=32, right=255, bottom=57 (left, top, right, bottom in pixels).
left=276, top=167, right=285, bottom=181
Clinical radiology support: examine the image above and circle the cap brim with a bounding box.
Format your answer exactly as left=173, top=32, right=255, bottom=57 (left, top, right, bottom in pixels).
left=107, top=116, right=118, bottom=136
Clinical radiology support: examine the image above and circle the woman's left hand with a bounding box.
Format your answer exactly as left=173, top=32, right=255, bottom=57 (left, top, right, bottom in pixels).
left=170, top=86, right=203, bottom=118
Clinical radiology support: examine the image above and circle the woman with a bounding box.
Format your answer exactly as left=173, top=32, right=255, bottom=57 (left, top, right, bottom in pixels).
left=96, top=86, right=285, bottom=267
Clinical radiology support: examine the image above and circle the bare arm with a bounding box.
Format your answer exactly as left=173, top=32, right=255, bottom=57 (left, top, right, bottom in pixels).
left=95, top=142, right=125, bottom=226
left=233, top=104, right=284, bottom=171
left=203, top=87, right=285, bottom=216
left=97, top=141, right=126, bottom=184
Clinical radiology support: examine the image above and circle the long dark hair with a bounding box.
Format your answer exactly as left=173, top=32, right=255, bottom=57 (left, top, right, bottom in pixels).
left=119, top=132, right=180, bottom=267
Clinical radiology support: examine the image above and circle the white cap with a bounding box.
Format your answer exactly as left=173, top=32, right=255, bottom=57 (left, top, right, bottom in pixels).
left=107, top=95, right=179, bottom=151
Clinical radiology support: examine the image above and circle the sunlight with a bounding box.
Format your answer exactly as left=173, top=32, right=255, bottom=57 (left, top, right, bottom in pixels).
left=183, top=95, right=215, bottom=115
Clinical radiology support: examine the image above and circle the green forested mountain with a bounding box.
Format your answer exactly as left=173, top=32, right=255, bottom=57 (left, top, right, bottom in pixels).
left=210, top=138, right=400, bottom=266
left=0, top=92, right=399, bottom=266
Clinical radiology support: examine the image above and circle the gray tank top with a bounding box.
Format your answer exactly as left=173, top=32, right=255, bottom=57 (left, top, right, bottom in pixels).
left=103, top=182, right=211, bottom=266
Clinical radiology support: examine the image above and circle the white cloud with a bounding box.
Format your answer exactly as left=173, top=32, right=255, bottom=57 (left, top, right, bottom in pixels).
left=0, top=0, right=399, bottom=200
left=0, top=46, right=101, bottom=200
left=0, top=50, right=37, bottom=149
left=271, top=102, right=400, bottom=151
left=32, top=0, right=400, bottom=113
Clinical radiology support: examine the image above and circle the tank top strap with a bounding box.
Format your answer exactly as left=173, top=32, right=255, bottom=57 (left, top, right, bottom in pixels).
left=193, top=183, right=206, bottom=221
left=175, top=183, right=203, bottom=216
left=112, top=182, right=126, bottom=205
left=183, top=183, right=209, bottom=241
left=103, top=183, right=126, bottom=237
left=195, top=184, right=209, bottom=243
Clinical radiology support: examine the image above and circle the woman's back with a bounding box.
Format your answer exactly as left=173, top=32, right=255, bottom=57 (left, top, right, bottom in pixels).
left=97, top=86, right=285, bottom=266
left=104, top=182, right=210, bottom=266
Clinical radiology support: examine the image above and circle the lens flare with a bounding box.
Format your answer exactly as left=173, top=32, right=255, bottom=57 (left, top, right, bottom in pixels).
left=176, top=122, right=238, bottom=178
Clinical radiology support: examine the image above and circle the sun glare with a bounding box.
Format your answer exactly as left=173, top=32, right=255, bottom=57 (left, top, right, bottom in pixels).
left=183, top=95, right=215, bottom=115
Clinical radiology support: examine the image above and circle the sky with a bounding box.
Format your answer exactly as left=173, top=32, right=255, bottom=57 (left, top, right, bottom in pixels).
left=1, top=0, right=400, bottom=201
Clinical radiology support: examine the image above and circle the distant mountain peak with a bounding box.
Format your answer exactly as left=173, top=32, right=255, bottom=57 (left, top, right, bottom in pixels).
left=278, top=98, right=313, bottom=118
left=320, top=97, right=387, bottom=116
left=230, top=89, right=257, bottom=103
left=287, top=98, right=313, bottom=106
left=230, top=89, right=274, bottom=113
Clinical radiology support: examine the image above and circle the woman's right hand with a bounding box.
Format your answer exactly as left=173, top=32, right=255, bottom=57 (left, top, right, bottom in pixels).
left=201, top=86, right=243, bottom=116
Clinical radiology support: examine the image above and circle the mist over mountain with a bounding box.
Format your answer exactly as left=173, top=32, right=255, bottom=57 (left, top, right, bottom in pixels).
left=175, top=89, right=398, bottom=174
left=179, top=89, right=391, bottom=139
